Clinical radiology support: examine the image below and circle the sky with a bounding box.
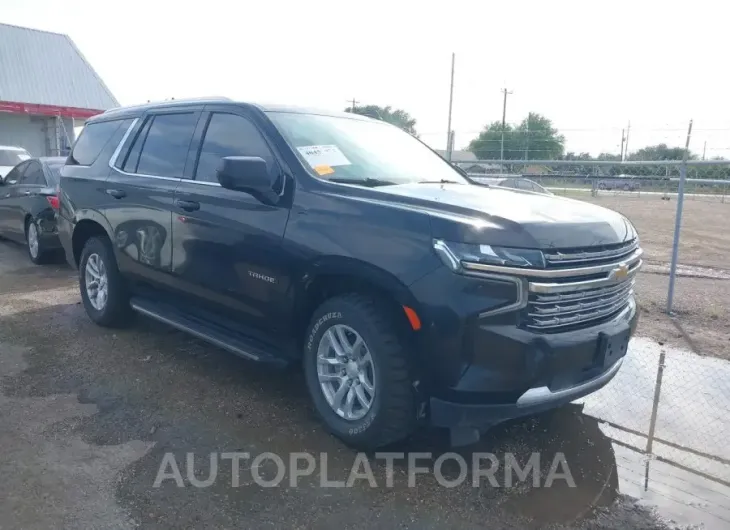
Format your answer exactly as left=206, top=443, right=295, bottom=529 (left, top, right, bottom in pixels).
left=4, top=0, right=730, bottom=157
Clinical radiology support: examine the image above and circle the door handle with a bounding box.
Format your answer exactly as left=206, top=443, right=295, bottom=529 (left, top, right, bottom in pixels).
left=106, top=189, right=126, bottom=199
left=174, top=199, right=200, bottom=212
left=23, top=191, right=32, bottom=196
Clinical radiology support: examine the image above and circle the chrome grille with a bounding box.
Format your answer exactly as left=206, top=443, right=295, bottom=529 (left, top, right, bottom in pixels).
left=526, top=279, right=634, bottom=331
left=544, top=239, right=639, bottom=268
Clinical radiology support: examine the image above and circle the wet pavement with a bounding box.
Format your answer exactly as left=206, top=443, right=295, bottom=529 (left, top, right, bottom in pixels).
left=0, top=239, right=728, bottom=529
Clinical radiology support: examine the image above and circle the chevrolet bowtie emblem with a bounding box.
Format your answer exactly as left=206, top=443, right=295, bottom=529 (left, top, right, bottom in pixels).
left=611, top=263, right=629, bottom=281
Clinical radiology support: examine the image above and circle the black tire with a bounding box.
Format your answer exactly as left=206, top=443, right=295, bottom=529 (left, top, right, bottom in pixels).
left=78, top=236, right=133, bottom=327
left=25, top=217, right=50, bottom=265
left=303, top=294, right=417, bottom=449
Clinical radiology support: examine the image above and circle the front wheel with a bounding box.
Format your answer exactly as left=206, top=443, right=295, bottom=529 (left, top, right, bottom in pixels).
left=78, top=236, right=133, bottom=327
left=303, top=294, right=417, bottom=449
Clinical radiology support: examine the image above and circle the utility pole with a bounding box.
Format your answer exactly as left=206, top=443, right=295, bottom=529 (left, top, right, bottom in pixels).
left=620, top=129, right=626, bottom=161
left=447, top=130, right=456, bottom=161
left=524, top=119, right=529, bottom=161
left=446, top=53, right=455, bottom=159
left=347, top=98, right=359, bottom=112
left=500, top=88, right=513, bottom=163
left=624, top=121, right=631, bottom=158
left=702, top=141, right=707, bottom=160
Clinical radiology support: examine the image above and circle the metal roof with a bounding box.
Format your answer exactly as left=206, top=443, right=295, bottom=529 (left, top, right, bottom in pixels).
left=0, top=23, right=118, bottom=111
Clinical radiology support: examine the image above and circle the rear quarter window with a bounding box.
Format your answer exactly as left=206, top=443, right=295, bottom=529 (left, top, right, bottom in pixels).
left=70, top=119, right=126, bottom=166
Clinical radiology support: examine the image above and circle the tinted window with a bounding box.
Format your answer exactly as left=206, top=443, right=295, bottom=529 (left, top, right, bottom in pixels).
left=22, top=162, right=46, bottom=185
left=71, top=119, right=125, bottom=166
left=194, top=113, right=275, bottom=183
left=45, top=162, right=63, bottom=185
left=136, top=113, right=198, bottom=177
left=121, top=118, right=152, bottom=173
left=499, top=179, right=517, bottom=189
left=3, top=161, right=28, bottom=184
left=0, top=149, right=30, bottom=166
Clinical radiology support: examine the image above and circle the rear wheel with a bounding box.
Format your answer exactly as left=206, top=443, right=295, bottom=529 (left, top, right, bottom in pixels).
left=303, top=294, right=417, bottom=449
left=26, top=217, right=49, bottom=265
left=78, top=236, right=133, bottom=327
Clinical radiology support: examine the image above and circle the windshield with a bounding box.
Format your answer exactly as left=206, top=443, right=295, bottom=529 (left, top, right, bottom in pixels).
left=268, top=112, right=469, bottom=186
left=0, top=149, right=30, bottom=166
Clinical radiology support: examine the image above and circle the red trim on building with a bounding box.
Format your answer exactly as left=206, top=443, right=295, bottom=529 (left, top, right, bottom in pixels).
left=0, top=100, right=105, bottom=119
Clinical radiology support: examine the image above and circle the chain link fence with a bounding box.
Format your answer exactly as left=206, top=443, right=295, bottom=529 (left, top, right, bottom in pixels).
left=466, top=159, right=730, bottom=510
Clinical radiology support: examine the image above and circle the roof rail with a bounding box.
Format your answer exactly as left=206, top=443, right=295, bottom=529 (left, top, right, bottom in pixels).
left=102, top=96, right=232, bottom=114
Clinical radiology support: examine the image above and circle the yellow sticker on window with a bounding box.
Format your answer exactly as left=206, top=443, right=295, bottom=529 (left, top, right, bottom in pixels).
left=314, top=165, right=335, bottom=176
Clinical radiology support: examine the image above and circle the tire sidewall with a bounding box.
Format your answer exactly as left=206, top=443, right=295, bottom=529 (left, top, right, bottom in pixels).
left=26, top=218, right=42, bottom=264
left=78, top=236, right=126, bottom=325
left=303, top=302, right=389, bottom=445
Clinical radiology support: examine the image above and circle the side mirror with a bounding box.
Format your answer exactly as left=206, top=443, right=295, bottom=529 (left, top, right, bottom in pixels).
left=216, top=156, right=278, bottom=204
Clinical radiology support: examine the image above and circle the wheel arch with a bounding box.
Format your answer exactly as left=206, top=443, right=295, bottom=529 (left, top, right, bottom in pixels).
left=292, top=257, right=422, bottom=349
left=70, top=210, right=114, bottom=267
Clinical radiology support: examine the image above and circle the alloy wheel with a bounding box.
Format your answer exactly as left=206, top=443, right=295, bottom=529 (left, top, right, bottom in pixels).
left=316, top=324, right=376, bottom=421
left=85, top=253, right=108, bottom=311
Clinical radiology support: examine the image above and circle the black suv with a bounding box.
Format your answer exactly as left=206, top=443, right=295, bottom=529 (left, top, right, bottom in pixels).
left=58, top=98, right=641, bottom=448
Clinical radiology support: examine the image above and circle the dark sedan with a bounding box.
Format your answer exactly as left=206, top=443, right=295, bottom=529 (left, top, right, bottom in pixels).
left=0, top=157, right=64, bottom=264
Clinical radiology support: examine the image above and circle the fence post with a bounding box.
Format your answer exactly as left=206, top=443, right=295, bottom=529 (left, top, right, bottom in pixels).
left=666, top=120, right=693, bottom=314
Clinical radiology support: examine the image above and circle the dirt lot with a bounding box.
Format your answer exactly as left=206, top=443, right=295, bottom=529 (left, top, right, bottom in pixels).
left=570, top=194, right=730, bottom=359
left=0, top=239, right=683, bottom=530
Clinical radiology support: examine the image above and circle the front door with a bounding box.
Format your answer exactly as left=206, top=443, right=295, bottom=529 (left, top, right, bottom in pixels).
left=103, top=110, right=202, bottom=290
left=170, top=109, right=291, bottom=333
left=0, top=161, right=29, bottom=239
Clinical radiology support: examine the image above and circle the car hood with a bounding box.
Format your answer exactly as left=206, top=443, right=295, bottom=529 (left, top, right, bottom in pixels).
left=358, top=183, right=636, bottom=249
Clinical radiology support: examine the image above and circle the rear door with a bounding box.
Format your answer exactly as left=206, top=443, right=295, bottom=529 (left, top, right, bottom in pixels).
left=105, top=109, right=202, bottom=289
left=170, top=108, right=291, bottom=332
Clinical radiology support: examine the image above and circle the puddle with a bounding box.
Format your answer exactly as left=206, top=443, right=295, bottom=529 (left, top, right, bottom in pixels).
left=577, top=336, right=730, bottom=528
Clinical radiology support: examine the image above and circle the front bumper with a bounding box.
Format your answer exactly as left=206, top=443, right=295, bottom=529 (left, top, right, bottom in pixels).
left=408, top=264, right=639, bottom=430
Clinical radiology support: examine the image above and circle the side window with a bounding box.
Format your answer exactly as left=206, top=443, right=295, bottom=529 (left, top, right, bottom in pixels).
left=71, top=119, right=125, bottom=166
left=516, top=179, right=532, bottom=190
left=136, top=113, right=199, bottom=178
left=3, top=161, right=28, bottom=184
left=121, top=118, right=153, bottom=173
left=194, top=113, right=276, bottom=183
left=23, top=162, right=45, bottom=185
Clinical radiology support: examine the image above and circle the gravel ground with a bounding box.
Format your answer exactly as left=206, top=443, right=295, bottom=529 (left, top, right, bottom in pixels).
left=0, top=239, right=682, bottom=530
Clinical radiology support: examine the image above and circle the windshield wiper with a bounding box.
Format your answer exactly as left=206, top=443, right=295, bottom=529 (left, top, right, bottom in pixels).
left=417, top=179, right=463, bottom=184
left=328, top=177, right=396, bottom=187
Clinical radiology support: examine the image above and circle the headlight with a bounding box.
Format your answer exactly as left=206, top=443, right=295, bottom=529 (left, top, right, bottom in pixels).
left=433, top=239, right=545, bottom=272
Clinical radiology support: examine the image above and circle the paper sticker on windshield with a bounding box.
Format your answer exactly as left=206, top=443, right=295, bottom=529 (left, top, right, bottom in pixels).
left=314, top=165, right=335, bottom=176
left=297, top=145, right=351, bottom=168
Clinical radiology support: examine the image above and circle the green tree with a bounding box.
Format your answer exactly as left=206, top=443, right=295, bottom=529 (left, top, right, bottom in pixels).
left=628, top=143, right=695, bottom=161
left=468, top=113, right=564, bottom=160
left=344, top=104, right=418, bottom=135
left=518, top=113, right=565, bottom=161
left=467, top=121, right=513, bottom=160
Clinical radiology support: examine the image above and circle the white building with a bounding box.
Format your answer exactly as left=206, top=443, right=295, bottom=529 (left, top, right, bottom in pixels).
left=0, top=22, right=118, bottom=157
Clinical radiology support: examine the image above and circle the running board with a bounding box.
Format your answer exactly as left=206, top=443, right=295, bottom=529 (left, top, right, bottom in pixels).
left=130, top=298, right=287, bottom=366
